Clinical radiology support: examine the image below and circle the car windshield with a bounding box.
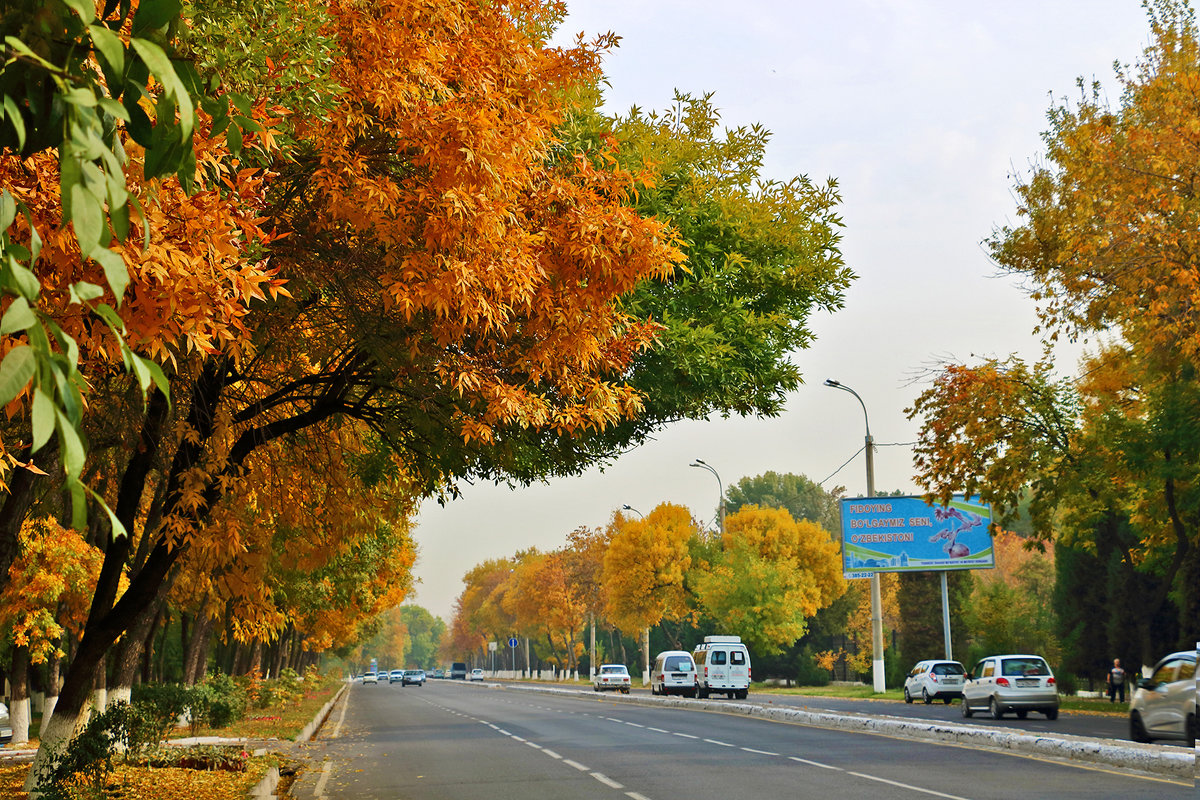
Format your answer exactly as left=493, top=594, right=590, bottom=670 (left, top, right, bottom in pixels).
left=1001, top=658, right=1049, bottom=676
left=663, top=656, right=693, bottom=671
left=932, top=663, right=964, bottom=676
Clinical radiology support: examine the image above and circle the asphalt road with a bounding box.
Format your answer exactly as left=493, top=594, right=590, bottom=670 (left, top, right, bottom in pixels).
left=305, top=681, right=1193, bottom=800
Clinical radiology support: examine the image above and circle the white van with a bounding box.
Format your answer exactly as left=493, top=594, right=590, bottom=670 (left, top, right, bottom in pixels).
left=652, top=650, right=698, bottom=697
left=692, top=635, right=751, bottom=699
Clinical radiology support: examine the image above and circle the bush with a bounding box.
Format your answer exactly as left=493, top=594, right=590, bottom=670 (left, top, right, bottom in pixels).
left=793, top=649, right=831, bottom=687
left=1055, top=670, right=1078, bottom=696
left=205, top=673, right=247, bottom=729
left=130, top=683, right=190, bottom=740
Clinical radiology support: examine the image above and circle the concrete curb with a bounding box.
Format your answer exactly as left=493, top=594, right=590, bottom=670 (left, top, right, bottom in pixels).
left=296, top=682, right=348, bottom=744
left=498, top=682, right=1195, bottom=780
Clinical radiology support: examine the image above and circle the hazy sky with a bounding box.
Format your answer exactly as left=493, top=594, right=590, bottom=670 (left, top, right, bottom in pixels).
left=408, top=1, right=1151, bottom=622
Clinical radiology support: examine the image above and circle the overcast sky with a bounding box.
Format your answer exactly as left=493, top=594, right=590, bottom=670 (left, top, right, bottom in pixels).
left=407, top=1, right=1151, bottom=622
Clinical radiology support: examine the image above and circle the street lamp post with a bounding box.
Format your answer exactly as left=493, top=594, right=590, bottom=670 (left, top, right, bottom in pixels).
left=824, top=379, right=885, bottom=693
left=621, top=504, right=644, bottom=518
left=689, top=459, right=724, bottom=535
left=621, top=503, right=648, bottom=684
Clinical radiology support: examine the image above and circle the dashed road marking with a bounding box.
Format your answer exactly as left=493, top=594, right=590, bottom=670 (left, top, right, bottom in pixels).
left=741, top=747, right=779, bottom=756
left=590, top=772, right=625, bottom=789
left=790, top=756, right=841, bottom=770
left=525, top=741, right=542, bottom=750
left=542, top=749, right=563, bottom=759
left=625, top=722, right=645, bottom=728
left=846, top=772, right=972, bottom=800
left=563, top=759, right=590, bottom=771
left=704, top=738, right=734, bottom=747
left=647, top=727, right=668, bottom=733
left=672, top=732, right=699, bottom=739
left=626, top=793, right=653, bottom=800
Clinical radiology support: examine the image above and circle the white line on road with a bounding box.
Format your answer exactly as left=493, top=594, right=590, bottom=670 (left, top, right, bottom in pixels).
left=626, top=793, right=654, bottom=800
left=542, top=749, right=562, bottom=759
left=510, top=735, right=526, bottom=742
left=590, top=772, right=625, bottom=789
left=741, top=747, right=779, bottom=756
left=524, top=741, right=542, bottom=749
left=564, top=759, right=590, bottom=771
left=789, top=756, right=842, bottom=770
left=606, top=717, right=624, bottom=723
left=497, top=729, right=511, bottom=736
left=313, top=759, right=333, bottom=797
left=672, top=732, right=699, bottom=739
left=647, top=727, right=668, bottom=733
left=625, top=722, right=645, bottom=728
left=330, top=691, right=350, bottom=739
left=847, top=771, right=973, bottom=800
left=704, top=738, right=734, bottom=747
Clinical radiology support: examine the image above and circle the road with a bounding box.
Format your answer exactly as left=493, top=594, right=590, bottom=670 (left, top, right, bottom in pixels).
left=303, top=681, right=1193, bottom=800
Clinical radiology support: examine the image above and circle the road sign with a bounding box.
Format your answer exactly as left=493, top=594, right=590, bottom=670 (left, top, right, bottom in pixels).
left=488, top=641, right=497, bottom=652
left=840, top=494, right=995, bottom=578
left=508, top=637, right=519, bottom=648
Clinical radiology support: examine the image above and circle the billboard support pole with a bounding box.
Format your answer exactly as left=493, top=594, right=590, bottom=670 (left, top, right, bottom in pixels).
left=940, top=571, right=952, bottom=660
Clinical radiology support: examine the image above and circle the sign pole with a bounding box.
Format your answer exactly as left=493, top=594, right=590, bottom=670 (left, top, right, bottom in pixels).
left=940, top=571, right=952, bottom=660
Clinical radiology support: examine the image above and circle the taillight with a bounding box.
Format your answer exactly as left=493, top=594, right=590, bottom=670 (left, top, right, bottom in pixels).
left=704, top=667, right=709, bottom=676
left=996, top=677, right=1010, bottom=687
left=1047, top=677, right=1056, bottom=686
left=930, top=674, right=938, bottom=683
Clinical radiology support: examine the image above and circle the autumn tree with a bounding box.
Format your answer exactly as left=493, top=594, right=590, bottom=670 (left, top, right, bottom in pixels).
left=397, top=606, right=445, bottom=669
left=689, top=505, right=844, bottom=656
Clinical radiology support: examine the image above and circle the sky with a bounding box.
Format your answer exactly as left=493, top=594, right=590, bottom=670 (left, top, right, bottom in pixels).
left=407, top=0, right=1153, bottom=622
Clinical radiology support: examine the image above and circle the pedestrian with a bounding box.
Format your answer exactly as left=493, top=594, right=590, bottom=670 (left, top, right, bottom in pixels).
left=1106, top=658, right=1126, bottom=703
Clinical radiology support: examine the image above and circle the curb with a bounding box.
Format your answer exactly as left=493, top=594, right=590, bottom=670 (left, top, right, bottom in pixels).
left=499, top=683, right=1194, bottom=780
left=296, top=682, right=349, bottom=744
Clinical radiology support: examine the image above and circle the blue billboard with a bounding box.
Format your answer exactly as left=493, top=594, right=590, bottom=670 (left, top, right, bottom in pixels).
left=840, top=495, right=994, bottom=578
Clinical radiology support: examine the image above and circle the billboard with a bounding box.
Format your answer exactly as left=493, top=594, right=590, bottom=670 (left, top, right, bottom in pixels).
left=840, top=495, right=994, bottom=579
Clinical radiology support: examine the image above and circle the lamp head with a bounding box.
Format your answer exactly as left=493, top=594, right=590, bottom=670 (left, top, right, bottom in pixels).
left=824, top=379, right=841, bottom=388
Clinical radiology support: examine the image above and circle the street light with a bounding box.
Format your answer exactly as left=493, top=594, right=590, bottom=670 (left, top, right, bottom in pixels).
left=824, top=378, right=885, bottom=693
left=689, top=459, right=724, bottom=535
left=621, top=504, right=644, bottom=519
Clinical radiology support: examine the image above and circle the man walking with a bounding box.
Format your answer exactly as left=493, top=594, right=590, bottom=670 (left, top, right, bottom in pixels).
left=1106, top=658, right=1126, bottom=703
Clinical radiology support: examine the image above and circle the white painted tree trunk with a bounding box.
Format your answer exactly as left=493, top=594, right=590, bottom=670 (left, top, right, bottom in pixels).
left=108, top=685, right=132, bottom=708
left=38, top=696, right=57, bottom=737
left=23, top=701, right=89, bottom=793
left=10, top=697, right=30, bottom=746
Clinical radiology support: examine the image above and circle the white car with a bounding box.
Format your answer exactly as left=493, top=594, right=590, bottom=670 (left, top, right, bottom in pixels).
left=470, top=668, right=485, bottom=681
left=593, top=664, right=631, bottom=693
left=961, top=654, right=1058, bottom=720
left=903, top=659, right=966, bottom=705
left=651, top=650, right=698, bottom=697
left=362, top=671, right=379, bottom=685
left=1129, top=650, right=1196, bottom=746
left=0, top=701, right=10, bottom=743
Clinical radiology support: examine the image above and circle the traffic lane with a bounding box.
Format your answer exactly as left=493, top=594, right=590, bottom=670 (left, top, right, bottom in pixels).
left=611, top=686, right=1143, bottom=743
left=431, top=683, right=1193, bottom=800
left=320, top=683, right=627, bottom=800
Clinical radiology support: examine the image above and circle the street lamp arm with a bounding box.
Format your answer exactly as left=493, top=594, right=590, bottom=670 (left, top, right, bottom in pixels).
left=824, top=379, right=871, bottom=439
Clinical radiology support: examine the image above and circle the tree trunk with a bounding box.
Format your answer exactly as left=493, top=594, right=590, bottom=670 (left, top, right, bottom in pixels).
left=248, top=640, right=263, bottom=678
left=109, top=591, right=167, bottom=707
left=0, top=449, right=53, bottom=596
left=9, top=646, right=30, bottom=746
left=40, top=651, right=61, bottom=737
left=92, top=651, right=107, bottom=715
left=141, top=605, right=164, bottom=684
left=183, top=613, right=213, bottom=686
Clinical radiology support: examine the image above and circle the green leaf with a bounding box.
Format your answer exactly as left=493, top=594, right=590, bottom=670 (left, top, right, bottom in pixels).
left=62, top=0, right=96, bottom=24
left=69, top=281, right=106, bottom=303
left=3, top=96, right=26, bottom=149
left=0, top=190, right=14, bottom=229
left=98, top=97, right=131, bottom=123
left=88, top=245, right=129, bottom=304
left=226, top=122, right=243, bottom=156
left=7, top=258, right=41, bottom=300
left=94, top=303, right=128, bottom=336
left=69, top=184, right=103, bottom=255
left=0, top=346, right=35, bottom=405
left=55, top=407, right=86, bottom=477
left=129, top=38, right=194, bottom=138
left=68, top=478, right=87, bottom=530
left=88, top=25, right=125, bottom=77
left=85, top=485, right=128, bottom=540
left=65, top=88, right=98, bottom=108
left=131, top=0, right=182, bottom=34
left=139, top=356, right=171, bottom=406
left=0, top=296, right=37, bottom=334
left=31, top=388, right=55, bottom=451
left=109, top=199, right=130, bottom=241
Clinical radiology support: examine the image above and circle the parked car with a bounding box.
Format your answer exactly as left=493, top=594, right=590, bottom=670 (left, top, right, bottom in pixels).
left=470, top=668, right=485, bottom=681
left=651, top=650, right=698, bottom=697
left=903, top=659, right=966, bottom=704
left=1129, top=650, right=1196, bottom=746
left=0, top=701, right=11, bottom=743
left=433, top=669, right=445, bottom=679
left=961, top=654, right=1058, bottom=719
left=362, top=671, right=379, bottom=685
left=403, top=669, right=426, bottom=686
left=389, top=669, right=404, bottom=684
left=593, top=664, right=632, bottom=693
left=692, top=635, right=751, bottom=699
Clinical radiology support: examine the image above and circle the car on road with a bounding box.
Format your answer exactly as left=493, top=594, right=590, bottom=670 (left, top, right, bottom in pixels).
left=693, top=635, right=751, bottom=700
left=470, top=668, right=485, bottom=681
left=593, top=664, right=632, bottom=693
left=903, top=659, right=966, bottom=705
left=0, top=701, right=10, bottom=743
left=403, top=669, right=426, bottom=686
left=362, top=671, right=379, bottom=685
left=962, top=654, right=1058, bottom=719
left=433, top=669, right=445, bottom=679
left=1129, top=650, right=1196, bottom=746
left=651, top=650, right=698, bottom=698
left=451, top=662, right=468, bottom=680
left=388, top=669, right=404, bottom=684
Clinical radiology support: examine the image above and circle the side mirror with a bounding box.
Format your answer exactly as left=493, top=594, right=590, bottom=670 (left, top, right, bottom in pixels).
left=1136, top=676, right=1154, bottom=690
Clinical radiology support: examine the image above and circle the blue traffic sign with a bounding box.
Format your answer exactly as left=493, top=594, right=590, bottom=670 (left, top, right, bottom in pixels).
left=508, top=637, right=519, bottom=648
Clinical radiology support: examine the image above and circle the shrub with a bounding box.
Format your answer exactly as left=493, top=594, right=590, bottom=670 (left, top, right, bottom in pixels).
left=205, top=673, right=247, bottom=728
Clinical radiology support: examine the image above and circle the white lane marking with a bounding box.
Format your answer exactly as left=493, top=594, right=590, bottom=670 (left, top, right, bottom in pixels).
left=313, top=759, right=333, bottom=797
left=511, top=735, right=526, bottom=742
left=625, top=722, right=645, bottom=728
left=542, top=749, right=563, bottom=759
left=704, top=738, right=734, bottom=747
left=742, top=747, right=779, bottom=756
left=525, top=741, right=542, bottom=750
left=789, top=756, right=842, bottom=770
left=331, top=691, right=350, bottom=739
left=563, top=759, right=590, bottom=771
left=647, top=727, right=669, bottom=733
left=606, top=717, right=624, bottom=723
left=625, top=794, right=652, bottom=800
left=590, top=772, right=625, bottom=789
left=672, top=732, right=699, bottom=739
left=497, top=729, right=511, bottom=736
left=847, top=771, right=972, bottom=800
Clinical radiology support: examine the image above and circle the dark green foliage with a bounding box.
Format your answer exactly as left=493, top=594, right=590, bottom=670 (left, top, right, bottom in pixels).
left=896, top=571, right=972, bottom=663
left=725, top=471, right=841, bottom=534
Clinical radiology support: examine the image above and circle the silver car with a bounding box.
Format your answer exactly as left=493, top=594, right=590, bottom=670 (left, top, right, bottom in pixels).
left=0, top=701, right=10, bottom=743
left=961, top=654, right=1058, bottom=720
left=1129, top=650, right=1196, bottom=746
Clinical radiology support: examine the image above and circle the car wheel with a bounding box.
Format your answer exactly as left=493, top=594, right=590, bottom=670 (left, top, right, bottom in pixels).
left=689, top=688, right=698, bottom=699
left=1130, top=710, right=1150, bottom=742
left=1015, top=710, right=1028, bottom=719
left=621, top=687, right=629, bottom=695
left=594, top=685, right=600, bottom=692
left=990, top=697, right=1004, bottom=720
left=1185, top=712, right=1195, bottom=748
left=736, top=689, right=748, bottom=700
left=1043, top=707, right=1058, bottom=720
left=961, top=699, right=973, bottom=718
left=922, top=688, right=932, bottom=705
left=698, top=686, right=709, bottom=699
left=943, top=697, right=952, bottom=705
left=904, top=687, right=913, bottom=704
